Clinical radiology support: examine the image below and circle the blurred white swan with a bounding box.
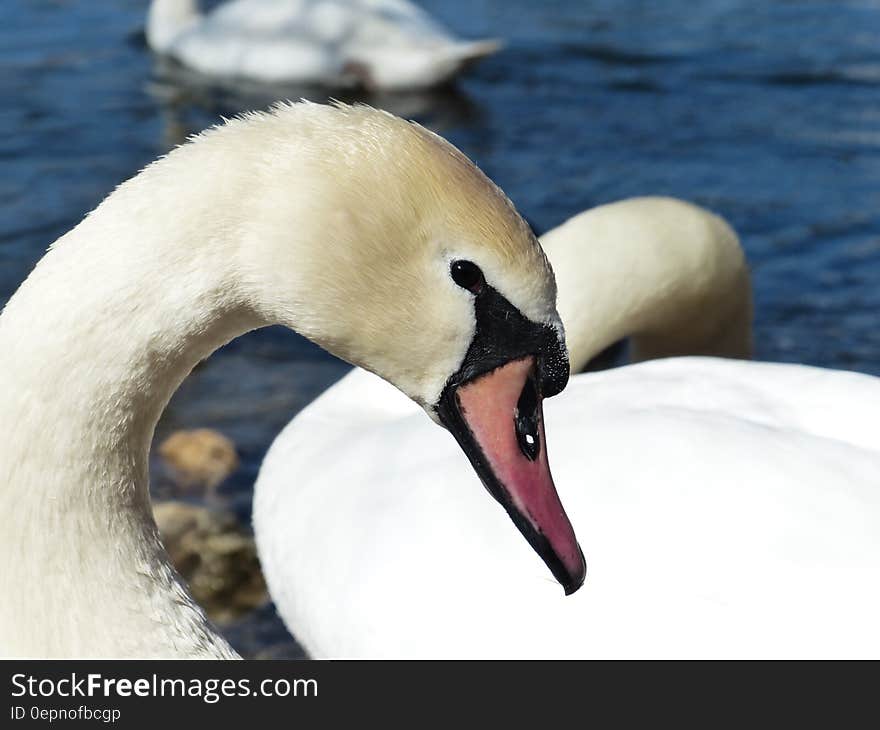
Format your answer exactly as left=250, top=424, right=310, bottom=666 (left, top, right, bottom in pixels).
left=147, top=0, right=500, bottom=90
left=256, top=197, right=880, bottom=658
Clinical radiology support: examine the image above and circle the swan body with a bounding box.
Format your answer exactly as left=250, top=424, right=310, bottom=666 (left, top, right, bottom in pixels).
left=259, top=357, right=880, bottom=658
left=0, top=101, right=579, bottom=657
left=146, top=0, right=500, bottom=90
left=256, top=196, right=880, bottom=657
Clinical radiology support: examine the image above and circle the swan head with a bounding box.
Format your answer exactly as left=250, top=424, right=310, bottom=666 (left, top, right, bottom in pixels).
left=235, top=103, right=585, bottom=593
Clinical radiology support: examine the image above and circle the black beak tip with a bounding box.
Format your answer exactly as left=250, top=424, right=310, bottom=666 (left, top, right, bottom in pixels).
left=563, top=580, right=583, bottom=597
left=562, top=545, right=587, bottom=596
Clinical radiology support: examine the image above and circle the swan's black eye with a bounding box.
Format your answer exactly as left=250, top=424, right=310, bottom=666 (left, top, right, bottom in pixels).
left=450, top=260, right=484, bottom=293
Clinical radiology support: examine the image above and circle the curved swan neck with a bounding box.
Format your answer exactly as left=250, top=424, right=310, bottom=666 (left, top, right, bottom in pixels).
left=0, top=174, right=263, bottom=657
left=0, top=107, right=325, bottom=657
left=540, top=197, right=752, bottom=372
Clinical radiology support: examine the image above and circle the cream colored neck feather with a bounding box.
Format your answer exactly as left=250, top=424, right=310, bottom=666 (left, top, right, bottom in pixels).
left=541, top=197, right=752, bottom=372
left=0, top=107, right=333, bottom=658
left=0, top=170, right=255, bottom=659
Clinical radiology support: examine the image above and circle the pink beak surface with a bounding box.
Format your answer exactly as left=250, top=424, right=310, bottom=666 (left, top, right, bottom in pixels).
left=444, top=356, right=586, bottom=594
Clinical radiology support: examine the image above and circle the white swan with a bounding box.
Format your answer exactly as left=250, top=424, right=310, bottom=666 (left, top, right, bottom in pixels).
left=255, top=197, right=880, bottom=658
left=0, top=101, right=583, bottom=657
left=146, top=0, right=500, bottom=90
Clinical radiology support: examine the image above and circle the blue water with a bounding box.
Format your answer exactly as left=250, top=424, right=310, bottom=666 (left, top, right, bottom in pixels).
left=2, top=0, right=880, bottom=656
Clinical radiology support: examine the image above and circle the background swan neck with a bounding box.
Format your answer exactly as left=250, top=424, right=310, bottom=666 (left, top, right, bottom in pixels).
left=540, top=197, right=752, bottom=372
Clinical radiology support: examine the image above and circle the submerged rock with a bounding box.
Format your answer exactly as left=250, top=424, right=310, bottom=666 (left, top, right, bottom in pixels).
left=158, top=428, right=238, bottom=491
left=153, top=500, right=268, bottom=625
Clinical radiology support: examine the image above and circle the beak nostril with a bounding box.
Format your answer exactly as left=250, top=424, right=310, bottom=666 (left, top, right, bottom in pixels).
left=514, top=372, right=541, bottom=461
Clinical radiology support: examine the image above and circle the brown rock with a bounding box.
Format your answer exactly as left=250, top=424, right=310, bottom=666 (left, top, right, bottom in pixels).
left=153, top=500, right=268, bottom=625
left=158, top=429, right=238, bottom=491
